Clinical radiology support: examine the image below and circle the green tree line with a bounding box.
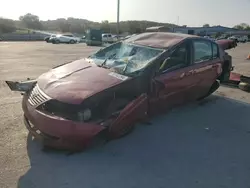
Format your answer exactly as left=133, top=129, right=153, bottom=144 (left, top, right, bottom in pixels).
left=1, top=13, right=250, bottom=35
left=0, top=13, right=176, bottom=35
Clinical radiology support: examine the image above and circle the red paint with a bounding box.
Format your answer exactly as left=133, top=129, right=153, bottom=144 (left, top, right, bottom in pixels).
left=150, top=59, right=222, bottom=113
left=37, top=59, right=129, bottom=104
left=216, top=39, right=237, bottom=50
left=230, top=72, right=241, bottom=82
left=22, top=95, right=105, bottom=150
left=109, top=94, right=148, bottom=138
left=17, top=33, right=230, bottom=151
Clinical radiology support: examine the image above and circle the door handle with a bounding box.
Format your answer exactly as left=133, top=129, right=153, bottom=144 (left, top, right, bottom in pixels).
left=185, top=70, right=195, bottom=76
left=180, top=72, right=185, bottom=78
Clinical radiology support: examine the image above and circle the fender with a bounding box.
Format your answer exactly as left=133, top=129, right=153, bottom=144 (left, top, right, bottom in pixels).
left=5, top=79, right=37, bottom=92
left=109, top=94, right=148, bottom=137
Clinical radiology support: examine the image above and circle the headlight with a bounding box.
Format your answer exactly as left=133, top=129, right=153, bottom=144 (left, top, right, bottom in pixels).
left=38, top=100, right=93, bottom=122
left=78, top=109, right=92, bottom=122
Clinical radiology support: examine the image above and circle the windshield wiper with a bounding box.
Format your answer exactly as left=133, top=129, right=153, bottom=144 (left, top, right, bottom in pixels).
left=99, top=53, right=116, bottom=68
left=122, top=60, right=132, bottom=74
left=99, top=58, right=109, bottom=68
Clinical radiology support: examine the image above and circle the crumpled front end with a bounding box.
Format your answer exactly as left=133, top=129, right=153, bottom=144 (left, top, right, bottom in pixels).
left=21, top=85, right=106, bottom=150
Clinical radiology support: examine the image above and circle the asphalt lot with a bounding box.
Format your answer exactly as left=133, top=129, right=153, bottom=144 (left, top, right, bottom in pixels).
left=1, top=42, right=250, bottom=188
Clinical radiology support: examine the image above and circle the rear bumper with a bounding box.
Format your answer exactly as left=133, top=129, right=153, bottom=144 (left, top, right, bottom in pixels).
left=22, top=95, right=105, bottom=150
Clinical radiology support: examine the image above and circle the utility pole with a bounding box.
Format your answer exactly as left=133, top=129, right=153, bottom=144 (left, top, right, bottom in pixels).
left=117, top=0, right=120, bottom=35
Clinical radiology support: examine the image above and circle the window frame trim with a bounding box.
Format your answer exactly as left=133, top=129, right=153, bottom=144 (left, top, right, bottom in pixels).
left=158, top=39, right=192, bottom=74
left=191, top=38, right=213, bottom=65
left=211, top=42, right=220, bottom=59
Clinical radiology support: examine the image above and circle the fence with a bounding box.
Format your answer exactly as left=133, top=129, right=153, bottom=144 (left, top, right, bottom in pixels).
left=1, top=33, right=49, bottom=41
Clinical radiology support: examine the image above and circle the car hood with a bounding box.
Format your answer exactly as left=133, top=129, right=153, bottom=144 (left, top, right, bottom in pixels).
left=37, top=59, right=130, bottom=104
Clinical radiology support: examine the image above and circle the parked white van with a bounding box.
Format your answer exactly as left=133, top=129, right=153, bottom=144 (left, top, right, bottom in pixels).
left=102, top=33, right=114, bottom=43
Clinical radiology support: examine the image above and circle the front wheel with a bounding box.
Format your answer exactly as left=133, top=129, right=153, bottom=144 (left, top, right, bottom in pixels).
left=69, top=40, right=76, bottom=44
left=105, top=98, right=134, bottom=139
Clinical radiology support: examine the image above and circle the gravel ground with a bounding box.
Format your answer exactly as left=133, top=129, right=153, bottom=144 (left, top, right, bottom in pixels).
left=0, top=42, right=250, bottom=188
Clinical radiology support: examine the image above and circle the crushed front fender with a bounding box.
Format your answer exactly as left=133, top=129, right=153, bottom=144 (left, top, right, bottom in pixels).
left=5, top=79, right=37, bottom=92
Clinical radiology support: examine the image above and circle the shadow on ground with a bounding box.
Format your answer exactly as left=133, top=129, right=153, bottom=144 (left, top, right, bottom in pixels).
left=17, top=95, right=250, bottom=188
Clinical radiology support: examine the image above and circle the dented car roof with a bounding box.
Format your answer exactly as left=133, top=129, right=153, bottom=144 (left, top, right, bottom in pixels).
left=125, top=32, right=199, bottom=49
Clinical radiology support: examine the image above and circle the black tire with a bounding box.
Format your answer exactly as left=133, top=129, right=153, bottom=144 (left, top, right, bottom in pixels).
left=198, top=80, right=220, bottom=100
left=239, top=82, right=250, bottom=92
left=54, top=39, right=60, bottom=44
left=219, top=70, right=230, bottom=83
left=69, top=40, right=75, bottom=44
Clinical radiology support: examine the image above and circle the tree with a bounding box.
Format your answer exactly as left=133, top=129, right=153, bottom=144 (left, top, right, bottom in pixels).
left=14, top=13, right=178, bottom=34
left=203, top=24, right=210, bottom=27
left=0, top=18, right=16, bottom=33
left=55, top=18, right=70, bottom=33
left=234, top=23, right=250, bottom=30
left=19, top=13, right=42, bottom=29
left=215, top=32, right=222, bottom=38
left=100, top=20, right=110, bottom=33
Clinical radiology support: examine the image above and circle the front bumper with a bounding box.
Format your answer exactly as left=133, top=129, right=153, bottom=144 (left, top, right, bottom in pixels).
left=22, top=95, right=105, bottom=150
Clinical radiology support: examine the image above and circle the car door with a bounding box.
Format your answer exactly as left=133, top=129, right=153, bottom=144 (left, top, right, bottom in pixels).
left=59, top=35, right=66, bottom=43
left=189, top=39, right=222, bottom=99
left=149, top=40, right=201, bottom=114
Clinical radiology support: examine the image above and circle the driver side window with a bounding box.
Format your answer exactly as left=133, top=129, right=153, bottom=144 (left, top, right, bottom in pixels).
left=159, top=42, right=190, bottom=73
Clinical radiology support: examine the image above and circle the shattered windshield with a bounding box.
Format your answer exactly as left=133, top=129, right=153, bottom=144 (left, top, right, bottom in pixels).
left=89, top=42, right=163, bottom=76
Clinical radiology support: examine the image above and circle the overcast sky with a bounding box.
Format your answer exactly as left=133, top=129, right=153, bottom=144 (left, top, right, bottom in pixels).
left=1, top=0, right=250, bottom=27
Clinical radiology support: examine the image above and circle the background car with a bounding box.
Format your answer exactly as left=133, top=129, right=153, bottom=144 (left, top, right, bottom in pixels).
left=203, top=36, right=216, bottom=41
left=228, top=35, right=248, bottom=43
left=102, top=33, right=115, bottom=43
left=50, top=34, right=80, bottom=44
left=237, top=35, right=248, bottom=43
left=79, top=36, right=86, bottom=43
left=228, top=36, right=238, bottom=43
left=44, top=34, right=56, bottom=43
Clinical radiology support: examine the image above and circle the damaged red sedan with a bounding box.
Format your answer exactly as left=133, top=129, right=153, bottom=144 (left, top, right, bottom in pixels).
left=6, top=32, right=233, bottom=151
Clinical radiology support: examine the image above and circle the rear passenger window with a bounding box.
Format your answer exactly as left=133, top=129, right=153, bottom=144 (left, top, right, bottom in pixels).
left=212, top=43, right=219, bottom=58
left=193, top=40, right=212, bottom=63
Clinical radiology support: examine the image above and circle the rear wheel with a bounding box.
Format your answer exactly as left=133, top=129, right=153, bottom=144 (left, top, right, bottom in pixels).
left=198, top=80, right=220, bottom=100
left=69, top=40, right=76, bottom=44
left=219, top=60, right=231, bottom=83
left=53, top=39, right=60, bottom=44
